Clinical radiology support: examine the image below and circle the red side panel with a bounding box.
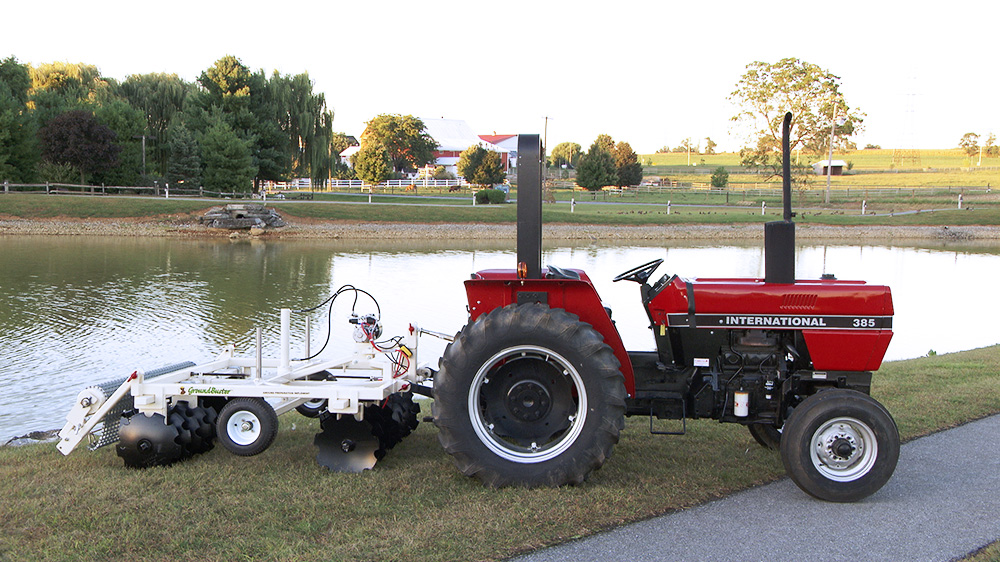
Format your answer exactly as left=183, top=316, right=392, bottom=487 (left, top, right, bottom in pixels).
left=647, top=276, right=894, bottom=371
left=801, top=330, right=894, bottom=371
left=465, top=269, right=635, bottom=396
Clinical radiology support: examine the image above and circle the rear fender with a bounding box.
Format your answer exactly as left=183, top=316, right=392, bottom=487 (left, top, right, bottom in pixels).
left=465, top=269, right=635, bottom=397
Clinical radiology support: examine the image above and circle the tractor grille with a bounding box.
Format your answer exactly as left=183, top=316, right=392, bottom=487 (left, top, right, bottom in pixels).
left=780, top=294, right=818, bottom=311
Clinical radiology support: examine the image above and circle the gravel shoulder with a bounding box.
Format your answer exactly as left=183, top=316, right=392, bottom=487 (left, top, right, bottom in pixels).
left=2, top=216, right=999, bottom=242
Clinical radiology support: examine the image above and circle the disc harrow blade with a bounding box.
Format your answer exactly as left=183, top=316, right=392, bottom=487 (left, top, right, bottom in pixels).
left=314, top=416, right=380, bottom=473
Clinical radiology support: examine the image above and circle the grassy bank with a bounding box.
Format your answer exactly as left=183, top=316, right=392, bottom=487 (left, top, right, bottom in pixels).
left=3, top=192, right=1000, bottom=229
left=1, top=345, right=998, bottom=562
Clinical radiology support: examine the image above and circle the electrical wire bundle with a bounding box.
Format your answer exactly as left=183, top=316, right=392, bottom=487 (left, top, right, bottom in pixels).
left=294, top=285, right=410, bottom=376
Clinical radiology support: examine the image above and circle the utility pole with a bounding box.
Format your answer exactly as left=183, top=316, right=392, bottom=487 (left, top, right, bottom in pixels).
left=543, top=116, right=551, bottom=178
left=825, top=106, right=836, bottom=205
left=132, top=134, right=156, bottom=176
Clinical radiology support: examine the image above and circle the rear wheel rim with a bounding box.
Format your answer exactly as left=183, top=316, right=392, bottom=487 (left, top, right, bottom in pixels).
left=809, top=416, right=878, bottom=482
left=468, top=345, right=587, bottom=464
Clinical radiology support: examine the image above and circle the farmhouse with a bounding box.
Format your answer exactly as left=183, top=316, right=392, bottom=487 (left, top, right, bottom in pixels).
left=422, top=118, right=509, bottom=176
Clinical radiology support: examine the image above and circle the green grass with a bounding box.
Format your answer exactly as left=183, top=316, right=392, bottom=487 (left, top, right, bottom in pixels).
left=0, top=195, right=211, bottom=219
left=1, top=345, right=998, bottom=562
left=643, top=148, right=1000, bottom=171
left=4, top=191, right=1000, bottom=229
left=965, top=541, right=1000, bottom=562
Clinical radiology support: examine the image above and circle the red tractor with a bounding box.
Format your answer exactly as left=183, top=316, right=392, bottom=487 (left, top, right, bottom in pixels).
left=432, top=114, right=898, bottom=502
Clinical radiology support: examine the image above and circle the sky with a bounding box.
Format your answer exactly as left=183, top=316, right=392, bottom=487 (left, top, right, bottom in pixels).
left=3, top=0, right=998, bottom=154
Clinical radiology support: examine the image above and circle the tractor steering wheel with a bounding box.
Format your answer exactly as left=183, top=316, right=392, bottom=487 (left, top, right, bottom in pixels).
left=613, top=258, right=664, bottom=284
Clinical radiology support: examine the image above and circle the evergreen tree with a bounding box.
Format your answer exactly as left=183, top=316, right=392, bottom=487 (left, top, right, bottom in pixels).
left=200, top=114, right=256, bottom=193
left=166, top=122, right=201, bottom=187
left=575, top=139, right=617, bottom=191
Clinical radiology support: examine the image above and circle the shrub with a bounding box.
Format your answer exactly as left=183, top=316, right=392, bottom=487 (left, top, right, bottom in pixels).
left=475, top=188, right=507, bottom=204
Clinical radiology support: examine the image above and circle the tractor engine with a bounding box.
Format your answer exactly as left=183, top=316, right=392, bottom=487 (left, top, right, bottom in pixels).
left=698, top=329, right=793, bottom=422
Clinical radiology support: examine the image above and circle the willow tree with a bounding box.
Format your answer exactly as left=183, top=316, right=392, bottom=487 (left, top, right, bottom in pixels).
left=269, top=71, right=335, bottom=184
left=120, top=73, right=193, bottom=176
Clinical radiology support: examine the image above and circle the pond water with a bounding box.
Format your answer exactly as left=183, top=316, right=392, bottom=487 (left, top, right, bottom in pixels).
left=1, top=235, right=998, bottom=441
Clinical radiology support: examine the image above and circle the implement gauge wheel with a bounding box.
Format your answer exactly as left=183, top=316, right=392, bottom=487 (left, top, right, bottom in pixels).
left=780, top=389, right=899, bottom=502
left=433, top=303, right=626, bottom=487
left=216, top=398, right=278, bottom=457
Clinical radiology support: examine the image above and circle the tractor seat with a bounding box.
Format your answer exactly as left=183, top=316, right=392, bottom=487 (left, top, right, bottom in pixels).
left=545, top=265, right=581, bottom=280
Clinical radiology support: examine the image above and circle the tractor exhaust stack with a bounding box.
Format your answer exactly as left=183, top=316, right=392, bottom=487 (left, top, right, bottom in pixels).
left=764, top=112, right=795, bottom=284
left=516, top=134, right=543, bottom=280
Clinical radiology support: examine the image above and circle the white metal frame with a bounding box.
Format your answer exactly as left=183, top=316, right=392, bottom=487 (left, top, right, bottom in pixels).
left=57, top=309, right=437, bottom=456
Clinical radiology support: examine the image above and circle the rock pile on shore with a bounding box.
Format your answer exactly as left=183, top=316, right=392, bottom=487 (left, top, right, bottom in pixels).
left=1, top=216, right=998, bottom=242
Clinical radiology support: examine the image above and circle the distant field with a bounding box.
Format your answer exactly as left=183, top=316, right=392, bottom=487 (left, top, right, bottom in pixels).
left=641, top=148, right=1000, bottom=190
left=643, top=148, right=1000, bottom=172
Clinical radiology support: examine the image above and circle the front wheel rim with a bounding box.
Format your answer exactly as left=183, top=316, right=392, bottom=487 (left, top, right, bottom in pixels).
left=810, top=416, right=878, bottom=482
left=468, top=345, right=587, bottom=464
left=227, top=411, right=262, bottom=446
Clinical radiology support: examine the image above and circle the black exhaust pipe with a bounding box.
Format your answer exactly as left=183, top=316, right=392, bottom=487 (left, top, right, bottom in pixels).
left=764, top=112, right=795, bottom=284
left=517, top=134, right=543, bottom=280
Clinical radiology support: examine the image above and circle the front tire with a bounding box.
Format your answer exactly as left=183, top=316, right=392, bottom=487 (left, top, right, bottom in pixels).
left=748, top=423, right=782, bottom=450
left=780, top=389, right=899, bottom=502
left=433, top=304, right=626, bottom=487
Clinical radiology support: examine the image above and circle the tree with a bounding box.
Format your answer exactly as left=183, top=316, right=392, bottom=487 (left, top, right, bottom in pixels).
left=457, top=145, right=505, bottom=187
left=674, top=138, right=697, bottom=153
left=986, top=133, right=998, bottom=158
left=576, top=138, right=617, bottom=191
left=189, top=56, right=289, bottom=186
left=0, top=57, right=38, bottom=182
left=200, top=114, right=256, bottom=193
left=38, top=110, right=120, bottom=184
left=704, top=137, right=718, bottom=155
left=730, top=58, right=863, bottom=180
left=593, top=134, right=615, bottom=154
left=711, top=166, right=729, bottom=189
left=352, top=141, right=392, bottom=185
left=120, top=73, right=193, bottom=176
left=166, top=121, right=201, bottom=187
left=28, top=62, right=111, bottom=127
left=361, top=114, right=438, bottom=173
left=551, top=142, right=582, bottom=168
left=268, top=70, right=335, bottom=183
left=613, top=141, right=643, bottom=187
left=92, top=98, right=146, bottom=186
left=959, top=133, right=980, bottom=158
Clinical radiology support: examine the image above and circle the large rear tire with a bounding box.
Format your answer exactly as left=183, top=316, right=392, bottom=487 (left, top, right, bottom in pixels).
left=433, top=303, right=626, bottom=487
left=780, top=389, right=899, bottom=502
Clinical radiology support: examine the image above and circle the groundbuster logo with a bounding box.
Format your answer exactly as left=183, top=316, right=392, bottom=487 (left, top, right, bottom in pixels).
left=179, top=386, right=232, bottom=396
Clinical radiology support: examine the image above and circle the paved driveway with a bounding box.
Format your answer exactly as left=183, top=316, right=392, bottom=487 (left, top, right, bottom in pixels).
left=512, top=414, right=1000, bottom=562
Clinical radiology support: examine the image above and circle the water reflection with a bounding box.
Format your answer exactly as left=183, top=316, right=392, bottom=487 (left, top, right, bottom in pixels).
left=0, top=235, right=997, bottom=441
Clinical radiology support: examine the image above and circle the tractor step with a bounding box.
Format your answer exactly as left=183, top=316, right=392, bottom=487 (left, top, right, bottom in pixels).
left=638, top=390, right=687, bottom=436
